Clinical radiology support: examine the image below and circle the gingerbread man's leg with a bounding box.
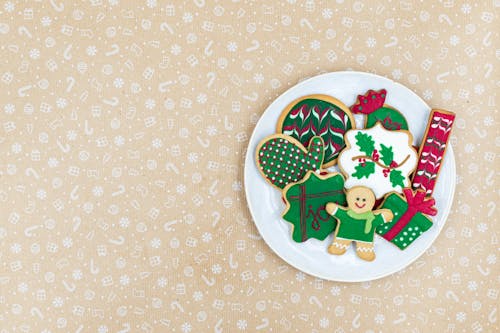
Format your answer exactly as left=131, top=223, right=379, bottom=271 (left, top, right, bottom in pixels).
left=328, top=238, right=352, bottom=255
left=355, top=242, right=376, bottom=261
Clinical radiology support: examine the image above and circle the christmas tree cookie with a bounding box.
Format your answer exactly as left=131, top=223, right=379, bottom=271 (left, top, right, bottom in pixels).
left=337, top=123, right=418, bottom=199
left=255, top=135, right=325, bottom=190
left=326, top=186, right=393, bottom=261
left=276, top=95, right=355, bottom=167
left=282, top=171, right=346, bottom=243
left=351, top=89, right=409, bottom=131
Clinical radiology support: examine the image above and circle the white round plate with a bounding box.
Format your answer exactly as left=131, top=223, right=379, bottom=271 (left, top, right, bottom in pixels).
left=244, top=71, right=456, bottom=282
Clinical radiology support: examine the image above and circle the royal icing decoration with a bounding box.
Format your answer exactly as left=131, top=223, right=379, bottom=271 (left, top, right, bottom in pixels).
left=365, top=106, right=409, bottom=131
left=338, top=123, right=418, bottom=199
left=351, top=89, right=408, bottom=130
left=255, top=135, right=324, bottom=190
left=282, top=171, right=346, bottom=243
left=276, top=95, right=354, bottom=167
left=412, top=109, right=455, bottom=196
left=351, top=89, right=387, bottom=114
left=377, top=189, right=437, bottom=250
left=326, top=186, right=393, bottom=261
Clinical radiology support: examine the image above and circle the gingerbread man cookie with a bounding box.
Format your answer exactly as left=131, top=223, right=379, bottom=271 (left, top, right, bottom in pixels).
left=326, top=186, right=393, bottom=261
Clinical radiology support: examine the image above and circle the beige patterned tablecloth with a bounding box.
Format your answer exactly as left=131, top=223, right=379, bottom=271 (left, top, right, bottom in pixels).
left=1, top=1, right=498, bottom=332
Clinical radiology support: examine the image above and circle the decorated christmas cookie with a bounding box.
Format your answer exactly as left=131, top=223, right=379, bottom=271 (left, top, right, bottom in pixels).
left=377, top=188, right=437, bottom=250
left=282, top=171, right=346, bottom=243
left=412, top=109, right=455, bottom=196
left=351, top=89, right=409, bottom=131
left=255, top=135, right=325, bottom=190
left=338, top=123, right=418, bottom=199
left=276, top=95, right=355, bottom=168
left=326, top=186, right=393, bottom=261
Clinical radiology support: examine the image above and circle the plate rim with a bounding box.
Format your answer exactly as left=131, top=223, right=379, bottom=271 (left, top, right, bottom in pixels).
left=244, top=70, right=456, bottom=282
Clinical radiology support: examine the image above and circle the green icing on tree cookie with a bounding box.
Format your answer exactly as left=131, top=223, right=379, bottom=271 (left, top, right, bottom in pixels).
left=279, top=98, right=353, bottom=166
left=282, top=171, right=346, bottom=242
left=256, top=135, right=325, bottom=190
left=366, top=107, right=408, bottom=131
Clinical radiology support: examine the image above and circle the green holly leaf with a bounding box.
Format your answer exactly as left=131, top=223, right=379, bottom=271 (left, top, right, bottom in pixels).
left=389, top=169, right=405, bottom=188
left=355, top=132, right=375, bottom=156
left=380, top=144, right=394, bottom=166
left=352, top=161, right=375, bottom=179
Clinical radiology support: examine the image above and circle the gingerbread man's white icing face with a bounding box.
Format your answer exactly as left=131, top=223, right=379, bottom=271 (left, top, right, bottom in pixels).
left=346, top=187, right=376, bottom=214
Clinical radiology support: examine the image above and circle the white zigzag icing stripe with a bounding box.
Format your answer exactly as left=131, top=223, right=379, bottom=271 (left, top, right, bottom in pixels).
left=416, top=170, right=438, bottom=179
left=357, top=246, right=374, bottom=252
left=332, top=242, right=350, bottom=249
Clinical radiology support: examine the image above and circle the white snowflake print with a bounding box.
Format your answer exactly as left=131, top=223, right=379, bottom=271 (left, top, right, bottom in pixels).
left=4, top=1, right=15, bottom=12
left=374, top=313, right=385, bottom=324
left=211, top=264, right=222, bottom=274
left=366, top=37, right=377, bottom=48
left=119, top=275, right=130, bottom=286
left=171, top=44, right=182, bottom=55
left=10, top=243, right=21, bottom=254
left=322, top=8, right=333, bottom=19
left=4, top=103, right=15, bottom=114
left=62, top=237, right=73, bottom=248
left=258, top=269, right=268, bottom=280
left=193, top=291, right=203, bottom=301
left=113, top=77, right=124, bottom=88
left=449, top=35, right=460, bottom=46
left=467, top=281, right=478, bottom=291
left=310, top=40, right=321, bottom=50
left=201, top=232, right=212, bottom=242
left=41, top=16, right=52, bottom=26
left=150, top=238, right=161, bottom=248
left=86, top=45, right=97, bottom=56
left=29, top=49, right=40, bottom=59
left=391, top=69, right=402, bottom=79
left=17, top=282, right=28, bottom=293
left=188, top=152, right=198, bottom=163
left=196, top=93, right=207, bottom=104
left=461, top=3, right=472, bottom=14
left=456, top=312, right=466, bottom=322
left=180, top=322, right=192, bottom=333
left=157, top=277, right=168, bottom=288
left=253, top=73, right=264, bottom=84
left=72, top=270, right=83, bottom=280
left=422, top=89, right=433, bottom=100
left=151, top=138, right=163, bottom=149
left=145, top=98, right=156, bottom=109
left=98, top=325, right=108, bottom=333
left=236, top=319, right=247, bottom=330
left=182, top=12, right=193, bottom=23
left=36, top=189, right=47, bottom=200
left=486, top=254, right=496, bottom=264
left=227, top=41, right=238, bottom=52
left=319, top=317, right=329, bottom=328
left=52, top=297, right=64, bottom=308
left=330, top=286, right=341, bottom=296
left=119, top=217, right=130, bottom=228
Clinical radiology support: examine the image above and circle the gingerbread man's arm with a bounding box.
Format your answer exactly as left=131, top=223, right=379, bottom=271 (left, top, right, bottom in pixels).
left=326, top=202, right=346, bottom=216
left=373, top=208, right=393, bottom=222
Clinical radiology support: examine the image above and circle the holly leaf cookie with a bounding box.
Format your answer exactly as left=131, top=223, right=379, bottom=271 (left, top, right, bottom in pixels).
left=255, top=135, right=325, bottom=190
left=350, top=89, right=409, bottom=131
left=282, top=171, right=346, bottom=243
left=338, top=123, right=418, bottom=199
left=276, top=95, right=355, bottom=168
